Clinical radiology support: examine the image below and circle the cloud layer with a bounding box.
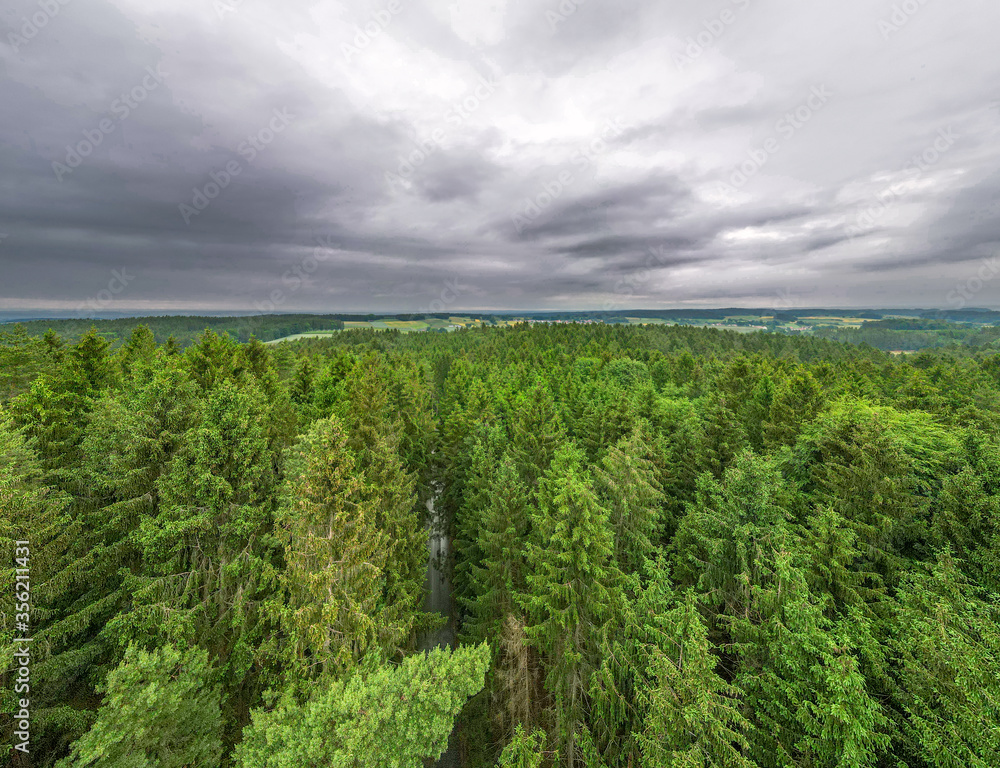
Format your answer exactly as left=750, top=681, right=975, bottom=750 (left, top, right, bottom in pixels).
left=1, top=0, right=998, bottom=313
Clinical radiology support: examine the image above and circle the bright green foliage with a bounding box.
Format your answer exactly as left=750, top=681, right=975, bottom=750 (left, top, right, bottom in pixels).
left=234, top=643, right=490, bottom=768
left=498, top=725, right=551, bottom=767
left=125, top=379, right=280, bottom=730
left=116, top=325, right=157, bottom=377
left=730, top=552, right=888, bottom=768
left=647, top=396, right=708, bottom=537
left=56, top=644, right=223, bottom=768
left=522, top=443, right=621, bottom=767
left=574, top=382, right=636, bottom=461
left=454, top=428, right=506, bottom=629
left=802, top=503, right=881, bottom=619
left=462, top=453, right=532, bottom=644
left=764, top=367, right=824, bottom=450
left=671, top=451, right=796, bottom=618
left=931, top=429, right=1000, bottom=591
left=273, top=415, right=414, bottom=677
left=885, top=552, right=1000, bottom=767
left=509, top=381, right=567, bottom=488
left=594, top=425, right=665, bottom=573
left=786, top=400, right=958, bottom=584
left=638, top=591, right=755, bottom=768
left=184, top=329, right=242, bottom=391
left=28, top=360, right=201, bottom=751
left=336, top=357, right=427, bottom=640
left=0, top=410, right=78, bottom=756
left=590, top=559, right=752, bottom=768
left=9, top=318, right=1000, bottom=768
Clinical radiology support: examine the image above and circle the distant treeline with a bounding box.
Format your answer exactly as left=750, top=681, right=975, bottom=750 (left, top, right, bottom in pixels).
left=814, top=321, right=1000, bottom=351
left=7, top=306, right=1000, bottom=351
left=2, top=314, right=346, bottom=346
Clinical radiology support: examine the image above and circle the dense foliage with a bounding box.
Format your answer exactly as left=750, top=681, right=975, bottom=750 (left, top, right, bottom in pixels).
left=3, top=320, right=1000, bottom=766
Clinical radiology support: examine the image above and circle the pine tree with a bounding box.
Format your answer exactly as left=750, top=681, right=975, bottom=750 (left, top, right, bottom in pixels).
left=522, top=443, right=621, bottom=767
left=763, top=368, right=824, bottom=450
left=234, top=644, right=490, bottom=768
left=730, top=551, right=888, bottom=768
left=638, top=591, right=756, bottom=768
left=461, top=453, right=531, bottom=642
left=885, top=551, right=1000, bottom=767
left=336, top=357, right=427, bottom=642
left=509, top=381, right=567, bottom=489
left=498, top=725, right=551, bottom=768
left=55, top=645, right=223, bottom=768
left=594, top=425, right=665, bottom=574
left=671, top=451, right=795, bottom=619
left=0, top=409, right=79, bottom=760
left=273, top=415, right=413, bottom=677
left=126, top=379, right=280, bottom=736
left=453, top=428, right=505, bottom=629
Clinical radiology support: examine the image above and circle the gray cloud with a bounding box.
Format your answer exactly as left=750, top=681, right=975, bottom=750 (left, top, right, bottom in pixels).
left=1, top=0, right=999, bottom=314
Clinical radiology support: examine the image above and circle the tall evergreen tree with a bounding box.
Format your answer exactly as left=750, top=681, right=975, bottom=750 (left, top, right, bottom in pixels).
left=235, top=644, right=490, bottom=768
left=594, top=425, right=665, bottom=574
left=55, top=645, right=223, bottom=768
left=522, top=444, right=620, bottom=767
left=272, top=415, right=417, bottom=677
left=124, top=379, right=280, bottom=738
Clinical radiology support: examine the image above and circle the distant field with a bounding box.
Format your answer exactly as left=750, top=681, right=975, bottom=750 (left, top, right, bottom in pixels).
left=265, top=331, right=340, bottom=344
left=625, top=317, right=674, bottom=325
left=798, top=316, right=867, bottom=326
left=267, top=319, right=437, bottom=343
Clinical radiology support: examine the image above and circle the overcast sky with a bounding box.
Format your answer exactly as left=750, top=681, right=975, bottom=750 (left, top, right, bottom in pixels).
left=1, top=0, right=998, bottom=315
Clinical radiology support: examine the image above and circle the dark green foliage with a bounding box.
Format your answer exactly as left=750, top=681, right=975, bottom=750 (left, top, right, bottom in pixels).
left=55, top=644, right=223, bottom=768
left=4, top=320, right=1000, bottom=768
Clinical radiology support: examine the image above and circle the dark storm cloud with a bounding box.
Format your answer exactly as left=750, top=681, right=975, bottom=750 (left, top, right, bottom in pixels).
left=506, top=175, right=692, bottom=242
left=1, top=0, right=999, bottom=313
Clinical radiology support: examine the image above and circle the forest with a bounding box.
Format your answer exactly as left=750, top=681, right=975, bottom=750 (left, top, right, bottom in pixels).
left=2, top=320, right=1000, bottom=767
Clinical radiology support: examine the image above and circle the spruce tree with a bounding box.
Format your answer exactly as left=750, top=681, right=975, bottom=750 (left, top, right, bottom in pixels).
left=235, top=644, right=490, bottom=768
left=594, top=425, right=665, bottom=574
left=55, top=645, right=223, bottom=768
left=522, top=443, right=620, bottom=767
left=273, top=415, right=414, bottom=676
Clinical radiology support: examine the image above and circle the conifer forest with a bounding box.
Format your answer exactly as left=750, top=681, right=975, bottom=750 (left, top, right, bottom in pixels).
left=3, top=321, right=1000, bottom=767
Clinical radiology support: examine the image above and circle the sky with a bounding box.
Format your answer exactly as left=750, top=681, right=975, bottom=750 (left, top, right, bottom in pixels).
left=1, top=0, right=998, bottom=315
